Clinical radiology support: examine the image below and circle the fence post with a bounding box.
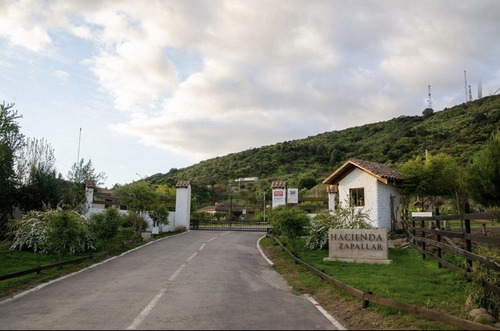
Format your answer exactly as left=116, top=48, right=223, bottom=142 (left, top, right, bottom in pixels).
left=464, top=203, right=472, bottom=272
left=421, top=219, right=426, bottom=260
left=435, top=207, right=442, bottom=268
left=411, top=210, right=416, bottom=246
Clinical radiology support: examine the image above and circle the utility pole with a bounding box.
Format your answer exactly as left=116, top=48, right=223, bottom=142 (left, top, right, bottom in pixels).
left=77, top=127, right=82, bottom=164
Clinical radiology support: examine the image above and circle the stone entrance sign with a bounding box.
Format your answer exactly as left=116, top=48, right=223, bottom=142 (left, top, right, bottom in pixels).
left=324, top=229, right=392, bottom=264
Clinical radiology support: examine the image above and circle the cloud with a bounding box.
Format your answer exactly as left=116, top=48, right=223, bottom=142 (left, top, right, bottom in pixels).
left=54, top=69, right=69, bottom=81
left=2, top=0, right=500, bottom=163
left=0, top=0, right=52, bottom=51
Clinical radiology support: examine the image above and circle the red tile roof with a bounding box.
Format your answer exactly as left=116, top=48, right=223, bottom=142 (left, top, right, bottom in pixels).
left=175, top=180, right=191, bottom=188
left=323, top=158, right=402, bottom=185
left=271, top=180, right=287, bottom=189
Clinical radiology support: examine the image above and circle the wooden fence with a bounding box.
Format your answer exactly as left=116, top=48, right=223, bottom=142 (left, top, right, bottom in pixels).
left=0, top=239, right=143, bottom=282
left=267, top=233, right=498, bottom=330
left=403, top=209, right=500, bottom=295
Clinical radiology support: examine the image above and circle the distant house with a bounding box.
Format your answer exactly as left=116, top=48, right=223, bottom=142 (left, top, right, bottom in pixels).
left=84, top=181, right=127, bottom=218
left=322, top=158, right=402, bottom=230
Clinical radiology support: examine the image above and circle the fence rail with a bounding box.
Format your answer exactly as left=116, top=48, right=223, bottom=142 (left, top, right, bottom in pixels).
left=0, top=239, right=143, bottom=282
left=403, top=209, right=500, bottom=295
left=266, top=234, right=498, bottom=330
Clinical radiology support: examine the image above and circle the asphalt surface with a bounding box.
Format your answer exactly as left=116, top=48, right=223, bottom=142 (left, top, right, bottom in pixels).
left=0, top=231, right=342, bottom=330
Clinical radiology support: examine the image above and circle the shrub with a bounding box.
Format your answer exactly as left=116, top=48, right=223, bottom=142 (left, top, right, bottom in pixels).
left=89, top=207, right=122, bottom=248
left=10, top=207, right=95, bottom=255
left=174, top=225, right=187, bottom=232
left=467, top=244, right=500, bottom=316
left=121, top=211, right=147, bottom=237
left=306, top=204, right=372, bottom=250
left=268, top=205, right=309, bottom=256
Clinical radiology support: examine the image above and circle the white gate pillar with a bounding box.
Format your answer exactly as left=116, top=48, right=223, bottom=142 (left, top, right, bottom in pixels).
left=327, top=184, right=338, bottom=213
left=175, top=180, right=191, bottom=229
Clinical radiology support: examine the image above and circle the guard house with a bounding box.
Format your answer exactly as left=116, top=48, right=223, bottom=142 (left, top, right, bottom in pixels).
left=322, top=159, right=402, bottom=230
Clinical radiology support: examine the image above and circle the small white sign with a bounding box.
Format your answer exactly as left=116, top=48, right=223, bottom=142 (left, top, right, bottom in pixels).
left=287, top=188, right=299, bottom=204
left=412, top=212, right=433, bottom=218
left=152, top=227, right=159, bottom=235
left=272, top=189, right=286, bottom=208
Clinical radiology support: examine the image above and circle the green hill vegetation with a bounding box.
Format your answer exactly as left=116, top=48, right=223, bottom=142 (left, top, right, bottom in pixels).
left=146, top=95, right=500, bottom=206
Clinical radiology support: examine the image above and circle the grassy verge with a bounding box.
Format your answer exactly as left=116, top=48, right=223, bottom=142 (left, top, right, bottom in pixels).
left=0, top=231, right=182, bottom=299
left=259, top=236, right=474, bottom=330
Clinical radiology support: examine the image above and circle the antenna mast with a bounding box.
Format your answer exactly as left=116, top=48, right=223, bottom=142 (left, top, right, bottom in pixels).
left=426, top=85, right=433, bottom=109
left=478, top=77, right=482, bottom=99
left=464, top=70, right=468, bottom=103
left=77, top=128, right=82, bottom=163
left=468, top=85, right=473, bottom=102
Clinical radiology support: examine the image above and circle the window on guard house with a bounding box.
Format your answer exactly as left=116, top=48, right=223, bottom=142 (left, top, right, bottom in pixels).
left=349, top=188, right=365, bottom=207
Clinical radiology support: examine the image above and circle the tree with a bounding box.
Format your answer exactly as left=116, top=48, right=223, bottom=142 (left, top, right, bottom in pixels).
left=149, top=206, right=169, bottom=230
left=113, top=181, right=155, bottom=217
left=464, top=131, right=500, bottom=209
left=0, top=102, right=25, bottom=235
left=17, top=168, right=61, bottom=212
left=113, top=181, right=157, bottom=236
left=15, top=137, right=56, bottom=185
left=399, top=153, right=462, bottom=212
left=67, top=158, right=107, bottom=186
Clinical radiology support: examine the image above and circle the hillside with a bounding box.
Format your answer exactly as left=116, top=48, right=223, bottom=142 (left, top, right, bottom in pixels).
left=147, top=94, right=500, bottom=205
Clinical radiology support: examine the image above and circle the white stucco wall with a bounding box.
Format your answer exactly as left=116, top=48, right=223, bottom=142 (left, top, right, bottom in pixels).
left=174, top=185, right=191, bottom=229
left=376, top=179, right=400, bottom=229
left=84, top=186, right=185, bottom=233
left=338, top=168, right=400, bottom=230
left=338, top=168, right=377, bottom=227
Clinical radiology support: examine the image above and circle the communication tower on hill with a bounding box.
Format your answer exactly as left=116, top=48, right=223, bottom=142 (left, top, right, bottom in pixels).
left=478, top=77, right=483, bottom=99
left=426, top=85, right=433, bottom=109
left=464, top=70, right=468, bottom=103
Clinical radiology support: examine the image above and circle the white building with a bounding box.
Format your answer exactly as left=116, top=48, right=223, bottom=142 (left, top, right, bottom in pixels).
left=322, top=159, right=402, bottom=230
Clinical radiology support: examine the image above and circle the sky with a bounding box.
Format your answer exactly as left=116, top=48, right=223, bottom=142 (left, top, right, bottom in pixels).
left=1, top=0, right=499, bottom=188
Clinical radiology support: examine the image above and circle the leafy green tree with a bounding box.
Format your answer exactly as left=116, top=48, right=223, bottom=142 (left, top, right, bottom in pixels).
left=17, top=168, right=61, bottom=211
left=399, top=153, right=462, bottom=212
left=464, top=131, right=500, bottom=209
left=113, top=181, right=158, bottom=236
left=149, top=206, right=169, bottom=229
left=0, top=102, right=25, bottom=226
left=306, top=205, right=372, bottom=250
left=67, top=158, right=107, bottom=186
left=268, top=205, right=310, bottom=256
left=113, top=181, right=155, bottom=218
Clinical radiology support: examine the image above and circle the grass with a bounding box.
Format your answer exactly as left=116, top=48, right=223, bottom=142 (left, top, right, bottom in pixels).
left=260, top=236, right=476, bottom=330
left=0, top=231, right=182, bottom=299
left=298, top=242, right=470, bottom=311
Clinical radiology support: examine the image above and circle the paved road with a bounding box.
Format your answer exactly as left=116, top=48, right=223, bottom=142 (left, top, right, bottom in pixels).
left=0, top=231, right=341, bottom=330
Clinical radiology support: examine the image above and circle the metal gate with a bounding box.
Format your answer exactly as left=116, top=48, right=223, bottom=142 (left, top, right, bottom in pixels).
left=191, top=194, right=271, bottom=232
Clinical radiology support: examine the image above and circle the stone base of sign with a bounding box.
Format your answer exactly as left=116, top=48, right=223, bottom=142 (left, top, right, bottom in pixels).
left=323, top=257, right=392, bottom=264
left=326, top=228, right=392, bottom=265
